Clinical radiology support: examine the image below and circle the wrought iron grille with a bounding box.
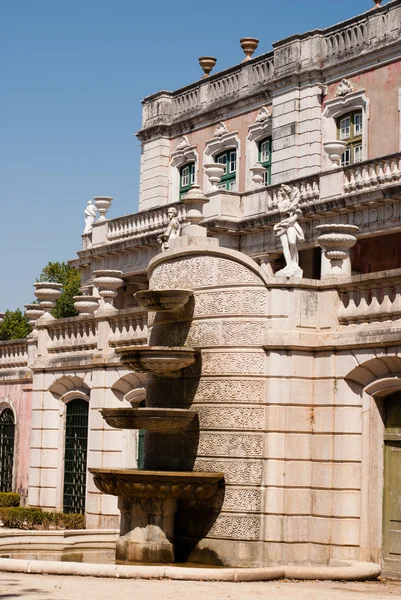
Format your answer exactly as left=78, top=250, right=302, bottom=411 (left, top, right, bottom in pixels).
left=63, top=399, right=88, bottom=514
left=0, top=409, right=15, bottom=493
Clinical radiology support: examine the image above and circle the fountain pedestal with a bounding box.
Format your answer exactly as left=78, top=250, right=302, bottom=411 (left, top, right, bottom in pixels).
left=118, top=496, right=177, bottom=563
left=90, top=469, right=223, bottom=564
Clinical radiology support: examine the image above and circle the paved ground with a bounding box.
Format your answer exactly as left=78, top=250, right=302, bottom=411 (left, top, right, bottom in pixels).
left=0, top=573, right=401, bottom=600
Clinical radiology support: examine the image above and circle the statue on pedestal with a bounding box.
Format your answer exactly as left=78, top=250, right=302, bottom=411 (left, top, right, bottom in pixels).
left=157, top=207, right=181, bottom=252
left=273, top=185, right=305, bottom=278
left=84, top=200, right=97, bottom=234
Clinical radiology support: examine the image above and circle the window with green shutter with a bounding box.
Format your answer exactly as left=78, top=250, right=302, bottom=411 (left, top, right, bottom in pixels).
left=258, top=137, right=272, bottom=185
left=179, top=163, right=195, bottom=199
left=337, top=111, right=363, bottom=166
left=215, top=150, right=237, bottom=191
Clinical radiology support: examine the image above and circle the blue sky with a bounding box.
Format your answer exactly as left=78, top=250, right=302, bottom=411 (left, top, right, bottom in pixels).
left=0, top=0, right=387, bottom=311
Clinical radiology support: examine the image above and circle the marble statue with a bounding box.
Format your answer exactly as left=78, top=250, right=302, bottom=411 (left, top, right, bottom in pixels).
left=157, top=207, right=181, bottom=252
left=84, top=201, right=97, bottom=234
left=273, top=185, right=305, bottom=278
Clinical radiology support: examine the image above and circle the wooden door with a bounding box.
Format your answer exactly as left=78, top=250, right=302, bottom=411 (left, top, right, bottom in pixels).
left=383, top=394, right=401, bottom=575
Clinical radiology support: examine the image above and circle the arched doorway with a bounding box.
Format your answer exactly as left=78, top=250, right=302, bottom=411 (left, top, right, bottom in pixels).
left=383, top=391, right=401, bottom=576
left=0, top=408, right=15, bottom=492
left=63, top=399, right=89, bottom=514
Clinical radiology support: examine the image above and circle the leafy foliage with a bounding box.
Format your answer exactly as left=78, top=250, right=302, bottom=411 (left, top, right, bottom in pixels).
left=0, top=309, right=32, bottom=341
left=38, top=261, right=81, bottom=319
left=0, top=492, right=20, bottom=507
left=0, top=507, right=85, bottom=530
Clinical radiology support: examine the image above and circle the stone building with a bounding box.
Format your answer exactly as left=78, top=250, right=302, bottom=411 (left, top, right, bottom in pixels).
left=1, top=0, right=401, bottom=576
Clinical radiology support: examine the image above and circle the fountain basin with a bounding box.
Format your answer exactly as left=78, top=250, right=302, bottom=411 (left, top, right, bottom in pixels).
left=115, top=346, right=197, bottom=378
left=135, top=289, right=193, bottom=311
left=90, top=469, right=223, bottom=501
left=100, top=408, right=197, bottom=433
left=89, top=469, right=224, bottom=564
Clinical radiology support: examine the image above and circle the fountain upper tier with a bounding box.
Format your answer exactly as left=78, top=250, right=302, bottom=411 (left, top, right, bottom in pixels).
left=135, top=289, right=193, bottom=312
left=115, top=346, right=197, bottom=378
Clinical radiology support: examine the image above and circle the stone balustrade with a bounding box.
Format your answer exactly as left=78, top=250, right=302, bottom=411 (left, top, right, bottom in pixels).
left=37, top=309, right=148, bottom=357
left=344, top=154, right=401, bottom=194
left=107, top=203, right=187, bottom=243
left=338, top=270, right=401, bottom=325
left=0, top=339, right=28, bottom=370
left=142, top=55, right=275, bottom=127
left=46, top=318, right=98, bottom=354
left=108, top=309, right=148, bottom=348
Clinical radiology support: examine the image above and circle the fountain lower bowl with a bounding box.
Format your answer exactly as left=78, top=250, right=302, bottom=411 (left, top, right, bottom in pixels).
left=100, top=408, right=197, bottom=433
left=89, top=469, right=223, bottom=501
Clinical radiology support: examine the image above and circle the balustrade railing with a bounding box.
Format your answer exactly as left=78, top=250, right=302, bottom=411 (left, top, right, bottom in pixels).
left=107, top=202, right=187, bottom=243
left=108, top=308, right=148, bottom=348
left=0, top=340, right=28, bottom=369
left=47, top=318, right=98, bottom=353
left=338, top=272, right=401, bottom=325
left=344, top=154, right=401, bottom=194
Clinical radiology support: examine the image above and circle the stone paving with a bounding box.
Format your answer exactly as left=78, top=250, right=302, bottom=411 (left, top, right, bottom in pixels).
left=1, top=573, right=401, bottom=600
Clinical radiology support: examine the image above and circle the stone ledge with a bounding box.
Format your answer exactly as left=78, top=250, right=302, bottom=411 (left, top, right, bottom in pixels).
left=0, top=556, right=381, bottom=582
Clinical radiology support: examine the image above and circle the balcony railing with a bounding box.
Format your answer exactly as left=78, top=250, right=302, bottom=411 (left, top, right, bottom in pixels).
left=108, top=309, right=148, bottom=348
left=344, top=154, right=401, bottom=194
left=107, top=202, right=187, bottom=243
left=38, top=309, right=148, bottom=357
left=338, top=270, right=401, bottom=326
left=0, top=340, right=28, bottom=370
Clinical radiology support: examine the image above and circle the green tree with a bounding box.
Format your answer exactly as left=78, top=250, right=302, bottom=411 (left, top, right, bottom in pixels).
left=38, top=262, right=81, bottom=319
left=0, top=309, right=32, bottom=340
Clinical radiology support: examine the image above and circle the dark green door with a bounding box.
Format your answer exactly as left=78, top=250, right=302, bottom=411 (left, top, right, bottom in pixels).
left=0, top=409, right=15, bottom=492
left=383, top=393, right=401, bottom=575
left=63, top=399, right=89, bottom=514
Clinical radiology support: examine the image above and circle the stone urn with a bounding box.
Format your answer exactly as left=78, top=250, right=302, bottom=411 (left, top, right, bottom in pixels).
left=316, top=224, right=359, bottom=278
left=250, top=162, right=267, bottom=186
left=323, top=141, right=347, bottom=168
left=33, top=282, right=63, bottom=319
left=73, top=295, right=100, bottom=316
left=93, top=196, right=112, bottom=221
left=181, top=185, right=209, bottom=224
left=240, top=37, right=259, bottom=61
left=204, top=162, right=226, bottom=191
left=24, top=304, right=45, bottom=327
left=92, top=270, right=123, bottom=312
left=198, top=56, right=216, bottom=78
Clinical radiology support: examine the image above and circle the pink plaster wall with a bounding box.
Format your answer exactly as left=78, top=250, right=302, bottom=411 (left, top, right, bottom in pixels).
left=325, top=62, right=401, bottom=158
left=172, top=107, right=269, bottom=193
left=0, top=380, right=32, bottom=496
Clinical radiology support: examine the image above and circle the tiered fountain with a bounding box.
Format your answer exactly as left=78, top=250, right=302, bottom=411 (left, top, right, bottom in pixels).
left=89, top=189, right=224, bottom=564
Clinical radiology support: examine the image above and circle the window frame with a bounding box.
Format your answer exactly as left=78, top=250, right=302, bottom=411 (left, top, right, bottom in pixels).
left=258, top=137, right=272, bottom=186
left=337, top=110, right=363, bottom=166
left=179, top=162, right=195, bottom=199
left=215, top=149, right=237, bottom=191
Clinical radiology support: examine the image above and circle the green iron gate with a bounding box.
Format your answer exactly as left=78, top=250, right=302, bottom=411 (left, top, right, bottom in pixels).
left=0, top=409, right=15, bottom=492
left=63, top=399, right=89, bottom=514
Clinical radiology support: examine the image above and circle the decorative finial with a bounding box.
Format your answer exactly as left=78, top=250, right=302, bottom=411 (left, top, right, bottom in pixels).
left=198, top=56, right=217, bottom=78
left=372, top=0, right=382, bottom=8
left=240, top=38, right=259, bottom=62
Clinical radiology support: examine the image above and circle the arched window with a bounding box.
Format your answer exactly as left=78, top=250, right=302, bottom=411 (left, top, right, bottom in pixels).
left=179, top=162, right=195, bottom=199
left=215, top=149, right=237, bottom=191
left=63, top=399, right=89, bottom=515
left=0, top=409, right=15, bottom=493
